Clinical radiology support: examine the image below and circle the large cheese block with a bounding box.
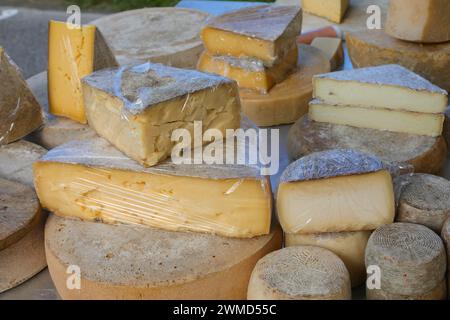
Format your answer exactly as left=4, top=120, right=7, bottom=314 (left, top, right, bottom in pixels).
left=197, top=45, right=298, bottom=93
left=285, top=231, right=370, bottom=287
left=201, top=5, right=302, bottom=65
left=0, top=210, right=46, bottom=293
left=247, top=246, right=351, bottom=300
left=0, top=140, right=46, bottom=187
left=287, top=115, right=447, bottom=174
left=92, top=8, right=210, bottom=68
left=240, top=44, right=330, bottom=127
left=367, top=279, right=447, bottom=300
left=301, top=0, right=349, bottom=23
left=0, top=47, right=43, bottom=145
left=277, top=149, right=395, bottom=234
left=445, top=106, right=450, bottom=148
left=313, top=65, right=448, bottom=114
left=365, top=223, right=446, bottom=296
left=0, top=178, right=41, bottom=251
left=311, top=37, right=344, bottom=71
left=45, top=214, right=282, bottom=299
left=395, top=174, right=450, bottom=233
left=33, top=138, right=272, bottom=239
left=48, top=20, right=118, bottom=124
left=346, top=30, right=450, bottom=92
left=386, top=0, right=450, bottom=43
left=82, top=62, right=241, bottom=167
left=309, top=100, right=444, bottom=137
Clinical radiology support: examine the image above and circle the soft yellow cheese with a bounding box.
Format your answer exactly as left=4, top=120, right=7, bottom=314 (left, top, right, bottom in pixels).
left=277, top=170, right=395, bottom=234
left=302, top=0, right=349, bottom=23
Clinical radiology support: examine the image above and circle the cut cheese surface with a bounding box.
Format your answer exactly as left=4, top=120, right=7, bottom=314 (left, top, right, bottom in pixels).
left=48, top=20, right=118, bottom=124
left=247, top=246, right=351, bottom=300
left=34, top=138, right=271, bottom=239
left=386, top=0, right=450, bottom=43
left=311, top=37, right=344, bottom=71
left=82, top=62, right=241, bottom=167
left=201, top=5, right=302, bottom=64
left=309, top=101, right=444, bottom=137
left=45, top=214, right=282, bottom=299
left=277, top=149, right=395, bottom=234
left=197, top=45, right=298, bottom=93
left=301, top=0, right=349, bottom=23
left=285, top=231, right=371, bottom=287
left=314, top=65, right=448, bottom=113
left=0, top=47, right=43, bottom=145
left=367, top=279, right=447, bottom=300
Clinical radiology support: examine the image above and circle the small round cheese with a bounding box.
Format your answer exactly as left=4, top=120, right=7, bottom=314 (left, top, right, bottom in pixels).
left=366, top=278, right=447, bottom=300
left=247, top=246, right=351, bottom=300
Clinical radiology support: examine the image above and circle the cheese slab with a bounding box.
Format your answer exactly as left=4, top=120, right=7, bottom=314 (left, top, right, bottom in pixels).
left=45, top=214, right=282, bottom=299
left=346, top=30, right=450, bottom=92
left=34, top=138, right=271, bottom=239
left=287, top=115, right=447, bottom=174
left=386, top=0, right=450, bottom=43
left=82, top=62, right=241, bottom=167
left=240, top=44, right=330, bottom=127
left=285, top=231, right=370, bottom=287
left=365, top=223, right=446, bottom=296
left=367, top=279, right=447, bottom=300
left=313, top=65, right=448, bottom=114
left=0, top=178, right=41, bottom=251
left=301, top=0, right=349, bottom=23
left=201, top=5, right=302, bottom=65
left=311, top=37, right=344, bottom=71
left=277, top=149, right=395, bottom=234
left=247, top=246, right=351, bottom=300
left=0, top=47, right=44, bottom=145
left=395, top=174, right=450, bottom=233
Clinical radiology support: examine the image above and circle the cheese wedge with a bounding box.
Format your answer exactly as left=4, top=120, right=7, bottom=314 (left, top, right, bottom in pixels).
left=33, top=138, right=272, bottom=239
left=311, top=37, right=344, bottom=71
left=82, top=62, right=241, bottom=167
left=309, top=100, right=444, bottom=137
left=201, top=5, right=302, bottom=65
left=386, top=0, right=450, bottom=43
left=0, top=47, right=43, bottom=145
left=277, top=149, right=395, bottom=234
left=48, top=20, right=118, bottom=124
left=197, top=45, right=298, bottom=93
left=313, top=65, right=448, bottom=113
left=301, top=0, right=349, bottom=23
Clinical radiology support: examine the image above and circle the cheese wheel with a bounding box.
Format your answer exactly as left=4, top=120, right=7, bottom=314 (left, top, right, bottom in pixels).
left=287, top=115, right=447, bottom=174
left=0, top=178, right=41, bottom=251
left=0, top=210, right=47, bottom=293
left=91, top=8, right=209, bottom=68
left=365, top=223, right=446, bottom=296
left=240, top=45, right=330, bottom=127
left=247, top=246, right=351, bottom=300
left=442, top=217, right=450, bottom=263
left=367, top=278, right=447, bottom=300
left=445, top=107, right=450, bottom=149
left=45, top=215, right=282, bottom=299
left=346, top=29, right=450, bottom=92
left=395, top=174, right=450, bottom=233
left=285, top=231, right=371, bottom=287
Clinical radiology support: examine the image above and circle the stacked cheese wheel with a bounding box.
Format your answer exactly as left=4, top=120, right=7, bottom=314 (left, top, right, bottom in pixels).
left=442, top=218, right=450, bottom=297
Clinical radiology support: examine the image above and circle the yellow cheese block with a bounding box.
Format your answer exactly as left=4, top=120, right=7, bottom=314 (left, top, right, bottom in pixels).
left=301, top=0, right=349, bottom=23
left=309, top=101, right=445, bottom=137
left=201, top=5, right=302, bottom=64
left=197, top=45, right=298, bottom=93
left=33, top=138, right=272, bottom=239
left=48, top=20, right=118, bottom=124
left=386, top=0, right=450, bottom=43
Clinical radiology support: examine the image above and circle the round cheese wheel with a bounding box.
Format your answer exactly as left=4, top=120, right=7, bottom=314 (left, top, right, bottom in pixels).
left=442, top=217, right=450, bottom=265
left=365, top=223, right=446, bottom=296
left=285, top=231, right=371, bottom=287
left=91, top=8, right=209, bottom=68
left=366, top=278, right=447, bottom=300
left=395, top=174, right=450, bottom=233
left=346, top=29, right=450, bottom=92
left=247, top=246, right=351, bottom=300
left=0, top=178, right=41, bottom=251
left=45, top=215, right=282, bottom=299
left=287, top=115, right=447, bottom=174
left=0, top=210, right=47, bottom=293
left=445, top=107, right=450, bottom=149
left=240, top=45, right=330, bottom=127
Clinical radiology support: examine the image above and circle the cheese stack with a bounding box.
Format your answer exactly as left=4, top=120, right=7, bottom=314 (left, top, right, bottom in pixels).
left=309, top=65, right=448, bottom=137
left=278, top=149, right=396, bottom=287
